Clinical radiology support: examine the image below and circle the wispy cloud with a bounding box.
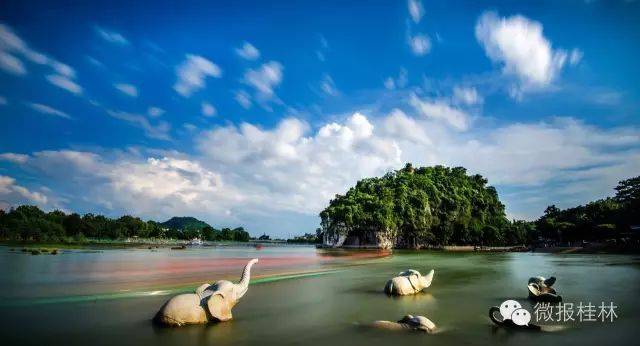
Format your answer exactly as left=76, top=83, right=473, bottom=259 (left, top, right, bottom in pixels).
left=0, top=153, right=29, bottom=164
left=114, top=83, right=138, bottom=97
left=243, top=61, right=283, bottom=100
left=147, top=107, right=165, bottom=117
left=384, top=68, right=408, bottom=90
left=201, top=102, right=216, bottom=117
left=234, top=90, right=252, bottom=109
left=409, top=94, right=470, bottom=131
left=95, top=26, right=129, bottom=45
left=1, top=23, right=82, bottom=92
left=408, top=34, right=431, bottom=56
left=320, top=74, right=338, bottom=96
left=235, top=42, right=260, bottom=60
left=27, top=102, right=72, bottom=119
left=0, top=51, right=26, bottom=75
left=46, top=74, right=83, bottom=94
left=408, top=0, right=425, bottom=23
left=106, top=110, right=171, bottom=140
left=453, top=86, right=483, bottom=105
left=173, top=54, right=222, bottom=97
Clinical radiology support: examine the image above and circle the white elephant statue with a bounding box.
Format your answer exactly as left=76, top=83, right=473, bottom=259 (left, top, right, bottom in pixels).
left=154, top=258, right=259, bottom=326
left=384, top=269, right=435, bottom=296
left=371, top=315, right=436, bottom=333
left=527, top=276, right=561, bottom=302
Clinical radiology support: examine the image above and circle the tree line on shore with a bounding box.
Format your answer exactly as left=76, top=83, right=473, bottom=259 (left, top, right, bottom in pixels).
left=320, top=164, right=639, bottom=247
left=0, top=208, right=250, bottom=243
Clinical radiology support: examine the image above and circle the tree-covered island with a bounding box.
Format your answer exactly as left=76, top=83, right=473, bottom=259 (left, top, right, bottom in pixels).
left=320, top=164, right=639, bottom=249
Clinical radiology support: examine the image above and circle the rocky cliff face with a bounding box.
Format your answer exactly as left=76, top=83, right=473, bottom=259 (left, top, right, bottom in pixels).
left=322, top=225, right=428, bottom=249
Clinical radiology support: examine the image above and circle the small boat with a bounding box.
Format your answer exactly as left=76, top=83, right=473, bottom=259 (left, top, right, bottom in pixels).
left=188, top=238, right=203, bottom=246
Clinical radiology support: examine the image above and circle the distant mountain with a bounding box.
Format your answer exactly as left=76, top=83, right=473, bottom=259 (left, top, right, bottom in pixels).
left=160, top=216, right=211, bottom=230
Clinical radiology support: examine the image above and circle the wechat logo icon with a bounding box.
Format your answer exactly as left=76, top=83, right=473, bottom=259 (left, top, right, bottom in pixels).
left=499, top=300, right=531, bottom=326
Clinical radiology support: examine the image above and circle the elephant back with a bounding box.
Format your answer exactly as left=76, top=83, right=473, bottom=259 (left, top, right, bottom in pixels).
left=154, top=294, right=208, bottom=326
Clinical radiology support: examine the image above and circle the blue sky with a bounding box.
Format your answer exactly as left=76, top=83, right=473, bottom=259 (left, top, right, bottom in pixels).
left=1, top=0, right=639, bottom=237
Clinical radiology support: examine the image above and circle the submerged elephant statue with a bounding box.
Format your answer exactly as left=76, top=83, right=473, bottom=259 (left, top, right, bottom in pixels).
left=384, top=269, right=435, bottom=296
left=527, top=276, right=561, bottom=302
left=371, top=315, right=437, bottom=333
left=154, top=258, right=259, bottom=326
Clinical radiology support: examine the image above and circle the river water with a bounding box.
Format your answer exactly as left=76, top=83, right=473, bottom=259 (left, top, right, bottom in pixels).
left=0, top=245, right=638, bottom=345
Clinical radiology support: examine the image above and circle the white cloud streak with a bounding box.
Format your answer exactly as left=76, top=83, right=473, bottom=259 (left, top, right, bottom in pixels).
left=235, top=42, right=260, bottom=60
left=173, top=54, right=221, bottom=97
left=27, top=102, right=71, bottom=119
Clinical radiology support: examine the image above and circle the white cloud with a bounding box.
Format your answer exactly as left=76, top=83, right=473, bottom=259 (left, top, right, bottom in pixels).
left=16, top=150, right=238, bottom=218
left=235, top=42, right=260, bottom=60
left=27, top=102, right=71, bottom=119
left=173, top=54, right=221, bottom=97
left=569, top=48, right=583, bottom=65
left=408, top=34, right=431, bottom=56
left=106, top=110, right=171, bottom=140
left=0, top=175, right=48, bottom=206
left=243, top=61, right=283, bottom=100
left=114, top=83, right=138, bottom=97
left=381, top=109, right=431, bottom=145
left=235, top=90, right=252, bottom=109
left=1, top=23, right=80, bottom=88
left=46, top=74, right=83, bottom=94
left=453, top=86, right=483, bottom=105
left=183, top=123, right=197, bottom=132
left=0, top=153, right=29, bottom=164
left=95, top=26, right=129, bottom=45
left=408, top=0, right=425, bottom=23
left=409, top=94, right=470, bottom=130
left=320, top=74, right=338, bottom=96
left=196, top=113, right=401, bottom=213
left=0, top=51, right=26, bottom=75
left=201, top=102, right=216, bottom=117
left=147, top=107, right=165, bottom=117
left=475, top=11, right=578, bottom=94
left=384, top=68, right=408, bottom=90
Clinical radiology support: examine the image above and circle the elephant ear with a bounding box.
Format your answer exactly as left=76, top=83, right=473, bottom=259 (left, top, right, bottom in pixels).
left=195, top=283, right=210, bottom=297
left=207, top=292, right=233, bottom=322
left=544, top=276, right=556, bottom=287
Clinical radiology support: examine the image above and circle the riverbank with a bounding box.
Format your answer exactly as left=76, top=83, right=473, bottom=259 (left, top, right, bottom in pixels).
left=0, top=238, right=259, bottom=250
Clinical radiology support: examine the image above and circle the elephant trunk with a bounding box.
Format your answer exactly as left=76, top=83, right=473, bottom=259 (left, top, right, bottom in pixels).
left=236, top=258, right=259, bottom=299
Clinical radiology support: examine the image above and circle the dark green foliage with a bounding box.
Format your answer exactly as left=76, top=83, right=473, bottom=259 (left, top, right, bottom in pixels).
left=160, top=217, right=210, bottom=231
left=287, top=231, right=322, bottom=244
left=0, top=207, right=249, bottom=242
left=320, top=164, right=511, bottom=246
left=533, top=175, right=639, bottom=243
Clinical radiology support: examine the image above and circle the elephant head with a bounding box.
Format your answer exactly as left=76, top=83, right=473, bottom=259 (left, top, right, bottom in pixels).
left=371, top=314, right=436, bottom=333
left=384, top=269, right=435, bottom=296
left=154, top=258, right=259, bottom=326
left=527, top=276, right=561, bottom=302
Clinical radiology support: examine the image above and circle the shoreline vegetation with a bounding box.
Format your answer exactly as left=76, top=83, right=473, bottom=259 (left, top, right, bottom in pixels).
left=1, top=164, right=638, bottom=253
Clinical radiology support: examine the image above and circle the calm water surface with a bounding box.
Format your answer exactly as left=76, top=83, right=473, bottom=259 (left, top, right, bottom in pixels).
left=0, top=245, right=639, bottom=345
